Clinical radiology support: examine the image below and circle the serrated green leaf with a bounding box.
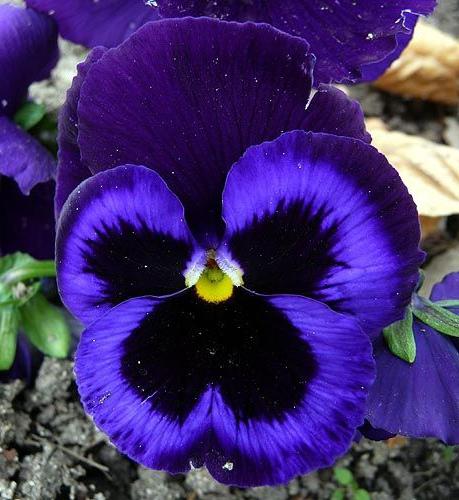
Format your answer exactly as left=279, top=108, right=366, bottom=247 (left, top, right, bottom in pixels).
left=0, top=252, right=55, bottom=286
left=13, top=101, right=46, bottom=131
left=383, top=308, right=416, bottom=363
left=354, top=489, right=371, bottom=500
left=0, top=306, right=19, bottom=370
left=413, top=297, right=459, bottom=338
left=334, top=467, right=354, bottom=486
left=20, top=294, right=70, bottom=358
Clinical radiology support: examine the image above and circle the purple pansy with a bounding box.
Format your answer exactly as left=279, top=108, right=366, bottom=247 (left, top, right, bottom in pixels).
left=55, top=19, right=423, bottom=485
left=366, top=273, right=459, bottom=444
left=26, top=0, right=436, bottom=83
left=0, top=4, right=57, bottom=258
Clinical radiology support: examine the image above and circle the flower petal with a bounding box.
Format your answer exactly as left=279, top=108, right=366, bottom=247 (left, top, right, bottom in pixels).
left=0, top=4, right=58, bottom=116
left=159, top=0, right=436, bottom=83
left=303, top=85, right=371, bottom=143
left=221, top=131, right=424, bottom=337
left=56, top=165, right=198, bottom=325
left=366, top=324, right=459, bottom=444
left=75, top=289, right=374, bottom=486
left=55, top=47, right=107, bottom=217
left=0, top=177, right=55, bottom=259
left=26, top=0, right=160, bottom=48
left=0, top=116, right=56, bottom=194
left=75, top=18, right=313, bottom=244
left=430, top=272, right=459, bottom=302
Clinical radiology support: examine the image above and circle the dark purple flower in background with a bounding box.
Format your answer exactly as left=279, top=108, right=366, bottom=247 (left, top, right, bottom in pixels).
left=0, top=4, right=58, bottom=259
left=366, top=273, right=459, bottom=444
left=55, top=19, right=423, bottom=485
left=26, top=0, right=436, bottom=83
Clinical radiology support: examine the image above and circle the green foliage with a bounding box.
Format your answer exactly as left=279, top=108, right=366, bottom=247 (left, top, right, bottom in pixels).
left=0, top=306, right=19, bottom=370
left=334, top=467, right=354, bottom=486
left=333, top=466, right=371, bottom=499
left=13, top=101, right=46, bottom=131
left=383, top=308, right=416, bottom=363
left=413, top=297, right=459, bottom=338
left=354, top=489, right=371, bottom=500
left=442, top=446, right=456, bottom=463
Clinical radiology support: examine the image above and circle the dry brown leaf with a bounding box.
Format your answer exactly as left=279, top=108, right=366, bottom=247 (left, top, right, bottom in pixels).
left=374, top=21, right=459, bottom=105
left=366, top=119, right=459, bottom=217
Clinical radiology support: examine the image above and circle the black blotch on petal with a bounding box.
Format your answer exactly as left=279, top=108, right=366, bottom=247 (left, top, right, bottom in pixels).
left=121, top=289, right=317, bottom=422
left=228, top=198, right=347, bottom=297
left=83, top=218, right=191, bottom=305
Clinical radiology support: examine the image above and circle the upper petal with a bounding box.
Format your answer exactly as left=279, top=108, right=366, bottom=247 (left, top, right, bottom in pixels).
left=221, top=131, right=424, bottom=337
left=0, top=177, right=55, bottom=259
left=0, top=116, right=56, bottom=194
left=55, top=47, right=107, bottom=217
left=0, top=4, right=58, bottom=116
left=26, top=0, right=160, bottom=48
left=366, top=323, right=459, bottom=444
left=159, top=0, right=436, bottom=83
left=75, top=18, right=313, bottom=244
left=75, top=289, right=374, bottom=486
left=430, top=272, right=459, bottom=302
left=56, top=164, right=198, bottom=325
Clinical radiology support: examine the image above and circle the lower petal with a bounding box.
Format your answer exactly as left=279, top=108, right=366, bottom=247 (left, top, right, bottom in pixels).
left=75, top=289, right=374, bottom=486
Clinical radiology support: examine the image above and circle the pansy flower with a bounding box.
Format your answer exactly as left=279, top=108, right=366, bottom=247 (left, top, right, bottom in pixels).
left=55, top=19, right=423, bottom=485
left=366, top=272, right=459, bottom=444
left=26, top=0, right=436, bottom=83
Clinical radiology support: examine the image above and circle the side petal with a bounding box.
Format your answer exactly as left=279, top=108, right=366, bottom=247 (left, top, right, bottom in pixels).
left=221, top=131, right=424, bottom=337
left=0, top=116, right=56, bottom=194
left=0, top=177, right=55, bottom=259
left=0, top=4, right=58, bottom=116
left=303, top=85, right=371, bottom=144
left=366, top=324, right=459, bottom=444
left=56, top=165, right=198, bottom=326
left=26, top=0, right=160, bottom=48
left=55, top=47, right=107, bottom=217
left=75, top=289, right=374, bottom=486
left=76, top=18, right=313, bottom=244
left=159, top=0, right=436, bottom=83
left=430, top=272, right=459, bottom=302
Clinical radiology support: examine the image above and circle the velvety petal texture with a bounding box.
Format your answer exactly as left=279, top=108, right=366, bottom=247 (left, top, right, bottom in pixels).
left=0, top=177, right=55, bottom=259
left=366, top=272, right=459, bottom=444
left=26, top=0, right=160, bottom=48
left=221, top=131, right=424, bottom=336
left=75, top=18, right=314, bottom=243
left=76, top=290, right=374, bottom=486
left=159, top=0, right=436, bottom=83
left=56, top=165, right=198, bottom=325
left=55, top=47, right=106, bottom=216
left=0, top=4, right=58, bottom=116
left=0, top=116, right=56, bottom=194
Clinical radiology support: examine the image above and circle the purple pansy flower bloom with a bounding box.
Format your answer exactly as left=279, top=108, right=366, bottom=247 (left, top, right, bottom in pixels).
left=366, top=273, right=459, bottom=444
left=0, top=4, right=57, bottom=260
left=55, top=19, right=423, bottom=485
left=26, top=0, right=436, bottom=83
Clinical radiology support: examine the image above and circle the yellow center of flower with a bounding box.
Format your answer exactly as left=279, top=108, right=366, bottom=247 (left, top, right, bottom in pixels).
left=195, top=265, right=234, bottom=303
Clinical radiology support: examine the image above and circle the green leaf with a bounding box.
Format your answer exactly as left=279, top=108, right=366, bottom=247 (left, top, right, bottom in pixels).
left=383, top=308, right=416, bottom=363
left=0, top=252, right=55, bottom=286
left=442, top=446, right=456, bottom=463
left=13, top=101, right=46, bottom=131
left=20, top=294, right=70, bottom=358
left=413, top=297, right=459, bottom=338
left=434, top=300, right=459, bottom=309
left=334, top=467, right=354, bottom=486
left=354, top=489, right=371, bottom=500
left=331, top=489, right=345, bottom=500
left=0, top=306, right=19, bottom=370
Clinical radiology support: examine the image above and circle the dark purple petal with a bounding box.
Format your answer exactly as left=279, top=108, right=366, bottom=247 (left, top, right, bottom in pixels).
left=221, top=131, right=424, bottom=337
left=361, top=12, right=418, bottom=81
left=430, top=272, right=459, bottom=302
left=303, top=85, right=371, bottom=143
left=55, top=47, right=107, bottom=217
left=75, top=289, right=374, bottom=486
left=0, top=116, right=56, bottom=194
left=75, top=18, right=313, bottom=244
left=159, top=0, right=436, bottom=83
left=0, top=4, right=58, bottom=116
left=366, top=323, right=459, bottom=444
left=56, top=165, right=198, bottom=326
left=357, top=420, right=395, bottom=441
left=26, top=0, right=160, bottom=48
left=0, top=177, right=55, bottom=259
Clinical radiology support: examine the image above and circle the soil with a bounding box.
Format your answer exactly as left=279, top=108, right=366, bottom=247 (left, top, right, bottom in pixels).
left=1, top=1, right=459, bottom=499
